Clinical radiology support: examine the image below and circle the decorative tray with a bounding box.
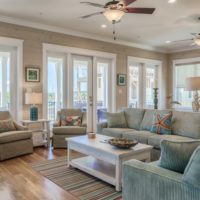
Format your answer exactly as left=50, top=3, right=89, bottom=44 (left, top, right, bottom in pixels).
left=108, top=138, right=138, bottom=149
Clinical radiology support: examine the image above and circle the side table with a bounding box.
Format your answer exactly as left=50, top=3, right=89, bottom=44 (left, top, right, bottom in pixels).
left=21, top=119, right=51, bottom=147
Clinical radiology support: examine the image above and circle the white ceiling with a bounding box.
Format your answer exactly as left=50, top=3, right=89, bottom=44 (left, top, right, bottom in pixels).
left=0, top=0, right=200, bottom=52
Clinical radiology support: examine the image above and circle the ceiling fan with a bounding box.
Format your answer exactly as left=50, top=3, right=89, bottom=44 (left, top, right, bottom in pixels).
left=80, top=0, right=155, bottom=21
left=80, top=0, right=156, bottom=40
left=169, top=33, right=200, bottom=46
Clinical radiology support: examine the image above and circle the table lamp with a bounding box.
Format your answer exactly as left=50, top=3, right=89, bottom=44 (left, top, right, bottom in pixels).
left=185, top=77, right=200, bottom=112
left=25, top=92, right=42, bottom=120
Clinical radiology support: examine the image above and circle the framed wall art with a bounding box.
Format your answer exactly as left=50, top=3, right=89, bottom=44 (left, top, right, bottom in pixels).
left=26, top=67, right=40, bottom=82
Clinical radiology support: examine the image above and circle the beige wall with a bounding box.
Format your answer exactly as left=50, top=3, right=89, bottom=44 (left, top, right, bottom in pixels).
left=0, top=22, right=168, bottom=119
left=168, top=49, right=200, bottom=96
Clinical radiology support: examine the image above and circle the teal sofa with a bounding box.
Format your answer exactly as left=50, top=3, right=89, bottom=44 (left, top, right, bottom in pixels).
left=122, top=159, right=200, bottom=200
left=97, top=108, right=200, bottom=160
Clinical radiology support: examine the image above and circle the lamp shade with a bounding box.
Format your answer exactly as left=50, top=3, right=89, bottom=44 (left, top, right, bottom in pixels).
left=25, top=93, right=42, bottom=105
left=185, top=77, right=200, bottom=91
left=103, top=9, right=125, bottom=22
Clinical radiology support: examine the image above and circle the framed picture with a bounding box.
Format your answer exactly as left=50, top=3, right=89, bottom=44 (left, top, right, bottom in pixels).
left=26, top=67, right=40, bottom=82
left=117, top=74, right=126, bottom=86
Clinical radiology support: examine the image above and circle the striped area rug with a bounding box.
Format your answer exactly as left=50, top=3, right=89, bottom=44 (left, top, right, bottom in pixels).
left=31, top=156, right=122, bottom=200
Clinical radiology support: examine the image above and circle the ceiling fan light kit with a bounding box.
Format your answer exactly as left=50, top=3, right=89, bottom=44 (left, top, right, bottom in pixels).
left=194, top=38, right=200, bottom=46
left=103, top=9, right=125, bottom=22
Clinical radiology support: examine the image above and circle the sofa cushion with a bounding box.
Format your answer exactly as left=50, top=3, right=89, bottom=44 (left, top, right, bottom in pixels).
left=172, top=111, right=200, bottom=139
left=123, top=131, right=154, bottom=144
left=53, top=126, right=86, bottom=135
left=148, top=134, right=193, bottom=149
left=151, top=113, right=172, bottom=135
left=61, top=116, right=82, bottom=126
left=106, top=111, right=127, bottom=128
left=159, top=140, right=200, bottom=173
left=183, top=146, right=200, bottom=189
left=123, top=108, right=145, bottom=130
left=140, top=109, right=171, bottom=131
left=101, top=128, right=133, bottom=138
left=0, top=131, right=32, bottom=144
left=0, top=119, right=16, bottom=133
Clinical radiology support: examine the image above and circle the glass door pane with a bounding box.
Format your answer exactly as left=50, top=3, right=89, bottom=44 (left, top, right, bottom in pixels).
left=96, top=61, right=108, bottom=122
left=145, top=66, right=156, bottom=108
left=47, top=57, right=63, bottom=120
left=0, top=52, right=10, bottom=111
left=72, top=59, right=89, bottom=111
left=128, top=65, right=139, bottom=108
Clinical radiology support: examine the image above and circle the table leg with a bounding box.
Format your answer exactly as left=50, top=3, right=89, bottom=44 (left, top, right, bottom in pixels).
left=46, top=122, right=50, bottom=147
left=115, top=159, right=122, bottom=191
left=67, top=144, right=72, bottom=168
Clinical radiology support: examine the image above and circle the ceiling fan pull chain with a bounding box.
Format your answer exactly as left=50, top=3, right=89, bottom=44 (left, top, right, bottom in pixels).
left=112, top=20, right=116, bottom=40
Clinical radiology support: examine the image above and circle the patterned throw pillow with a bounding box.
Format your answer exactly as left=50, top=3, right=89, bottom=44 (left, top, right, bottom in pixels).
left=151, top=112, right=172, bottom=135
left=61, top=116, right=82, bottom=126
left=0, top=119, right=16, bottom=133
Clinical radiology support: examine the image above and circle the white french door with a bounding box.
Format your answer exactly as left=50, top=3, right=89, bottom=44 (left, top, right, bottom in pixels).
left=46, top=53, right=112, bottom=132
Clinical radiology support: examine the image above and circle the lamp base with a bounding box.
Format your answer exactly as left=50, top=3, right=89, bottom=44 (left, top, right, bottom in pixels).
left=30, top=105, right=38, bottom=121
left=192, top=91, right=200, bottom=112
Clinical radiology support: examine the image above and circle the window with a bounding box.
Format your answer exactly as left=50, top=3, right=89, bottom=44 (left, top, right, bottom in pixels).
left=128, top=58, right=160, bottom=109
left=174, top=62, right=200, bottom=109
left=0, top=52, right=10, bottom=111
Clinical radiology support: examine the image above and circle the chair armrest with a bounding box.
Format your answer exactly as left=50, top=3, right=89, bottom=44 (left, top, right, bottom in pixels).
left=122, top=160, right=200, bottom=200
left=14, top=122, right=28, bottom=131
left=53, top=121, right=60, bottom=127
left=96, top=122, right=108, bottom=133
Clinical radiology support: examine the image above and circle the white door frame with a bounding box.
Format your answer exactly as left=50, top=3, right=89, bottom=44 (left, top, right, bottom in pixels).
left=43, top=43, right=117, bottom=130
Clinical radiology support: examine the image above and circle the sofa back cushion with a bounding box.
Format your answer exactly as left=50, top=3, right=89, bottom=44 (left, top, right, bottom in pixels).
left=182, top=146, right=200, bottom=189
left=159, top=140, right=200, bottom=173
left=123, top=108, right=145, bottom=130
left=172, top=111, right=200, bottom=139
left=0, top=119, right=16, bottom=133
left=106, top=111, right=127, bottom=128
left=140, top=109, right=171, bottom=131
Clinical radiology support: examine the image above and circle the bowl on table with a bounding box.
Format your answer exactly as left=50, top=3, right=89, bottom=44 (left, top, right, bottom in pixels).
left=108, top=138, right=138, bottom=149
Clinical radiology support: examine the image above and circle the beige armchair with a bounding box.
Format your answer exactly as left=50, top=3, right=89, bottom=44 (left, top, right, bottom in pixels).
left=0, top=111, right=33, bottom=161
left=52, top=108, right=87, bottom=148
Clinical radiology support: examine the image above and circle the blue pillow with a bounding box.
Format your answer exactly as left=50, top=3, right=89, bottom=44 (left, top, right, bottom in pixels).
left=159, top=140, right=200, bottom=173
left=151, top=112, right=172, bottom=135
left=182, top=146, right=200, bottom=189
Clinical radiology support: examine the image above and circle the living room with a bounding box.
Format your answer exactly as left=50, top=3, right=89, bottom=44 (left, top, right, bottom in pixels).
left=0, top=0, right=200, bottom=199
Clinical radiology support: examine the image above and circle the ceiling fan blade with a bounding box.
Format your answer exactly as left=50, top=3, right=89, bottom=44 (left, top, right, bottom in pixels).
left=125, top=7, right=155, bottom=14
left=80, top=2, right=105, bottom=8
left=123, top=0, right=137, bottom=6
left=171, top=39, right=193, bottom=43
left=80, top=12, right=104, bottom=19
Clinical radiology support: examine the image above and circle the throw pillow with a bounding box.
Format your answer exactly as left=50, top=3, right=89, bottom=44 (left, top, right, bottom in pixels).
left=106, top=111, right=127, bottom=128
left=182, top=146, right=200, bottom=189
left=159, top=140, right=200, bottom=173
left=61, top=116, right=82, bottom=126
left=0, top=119, right=16, bottom=133
left=151, top=112, right=172, bottom=135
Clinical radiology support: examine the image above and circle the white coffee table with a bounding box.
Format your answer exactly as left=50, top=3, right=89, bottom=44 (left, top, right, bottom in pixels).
left=66, top=134, right=153, bottom=191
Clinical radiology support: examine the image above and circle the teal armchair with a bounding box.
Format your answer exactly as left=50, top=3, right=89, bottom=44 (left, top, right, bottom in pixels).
left=122, top=159, right=200, bottom=200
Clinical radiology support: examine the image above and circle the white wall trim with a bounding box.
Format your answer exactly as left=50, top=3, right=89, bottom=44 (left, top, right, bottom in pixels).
left=0, top=36, right=23, bottom=121
left=128, top=56, right=162, bottom=66
left=0, top=14, right=168, bottom=53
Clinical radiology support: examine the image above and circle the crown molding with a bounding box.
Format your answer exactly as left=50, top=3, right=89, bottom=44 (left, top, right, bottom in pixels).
left=0, top=14, right=168, bottom=53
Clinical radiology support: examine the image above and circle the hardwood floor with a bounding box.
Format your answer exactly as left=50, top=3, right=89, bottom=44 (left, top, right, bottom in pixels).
left=0, top=146, right=79, bottom=200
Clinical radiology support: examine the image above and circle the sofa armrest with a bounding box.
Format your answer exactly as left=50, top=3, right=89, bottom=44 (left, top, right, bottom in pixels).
left=14, top=122, right=28, bottom=131
left=96, top=122, right=108, bottom=133
left=122, top=160, right=200, bottom=200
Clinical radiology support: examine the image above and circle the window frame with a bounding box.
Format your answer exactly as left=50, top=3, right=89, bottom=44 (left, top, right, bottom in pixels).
left=127, top=56, right=162, bottom=109
left=173, top=57, right=200, bottom=111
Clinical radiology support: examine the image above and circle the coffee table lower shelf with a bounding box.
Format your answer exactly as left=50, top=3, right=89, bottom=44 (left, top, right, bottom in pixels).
left=70, top=156, right=116, bottom=186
